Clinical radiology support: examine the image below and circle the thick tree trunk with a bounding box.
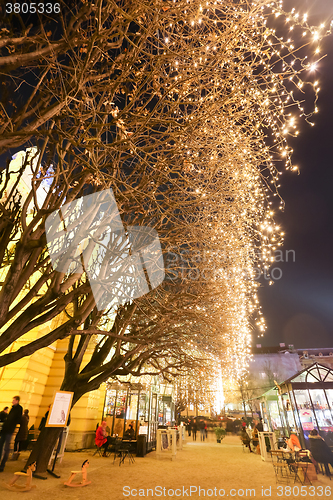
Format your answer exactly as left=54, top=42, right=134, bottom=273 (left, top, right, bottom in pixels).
left=25, top=426, right=63, bottom=474
left=25, top=376, right=78, bottom=473
left=25, top=373, right=87, bottom=474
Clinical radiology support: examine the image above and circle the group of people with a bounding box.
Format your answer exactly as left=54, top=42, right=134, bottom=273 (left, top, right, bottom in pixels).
left=0, top=395, right=29, bottom=472
left=239, top=416, right=333, bottom=475
left=239, top=418, right=264, bottom=453
left=95, top=421, right=135, bottom=456
left=186, top=419, right=208, bottom=441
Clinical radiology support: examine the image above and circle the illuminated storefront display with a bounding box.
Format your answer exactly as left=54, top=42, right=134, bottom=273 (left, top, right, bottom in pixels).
left=103, top=380, right=175, bottom=452
left=260, top=363, right=333, bottom=449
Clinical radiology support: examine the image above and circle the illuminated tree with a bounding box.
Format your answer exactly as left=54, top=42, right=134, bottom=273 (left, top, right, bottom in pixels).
left=0, top=0, right=330, bottom=471
left=174, top=357, right=222, bottom=419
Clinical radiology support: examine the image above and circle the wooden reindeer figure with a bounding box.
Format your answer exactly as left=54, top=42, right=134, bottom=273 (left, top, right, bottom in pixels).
left=64, top=459, right=91, bottom=487
left=3, top=461, right=37, bottom=491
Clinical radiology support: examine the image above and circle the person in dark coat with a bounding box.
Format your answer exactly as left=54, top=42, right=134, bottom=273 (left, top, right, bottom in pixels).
left=256, top=419, right=264, bottom=432
left=124, top=424, right=135, bottom=440
left=240, top=428, right=253, bottom=452
left=191, top=420, right=197, bottom=441
left=14, top=409, right=29, bottom=452
left=187, top=420, right=191, bottom=437
left=309, top=429, right=333, bottom=469
left=0, top=407, right=8, bottom=423
left=0, top=396, right=23, bottom=471
left=199, top=419, right=205, bottom=441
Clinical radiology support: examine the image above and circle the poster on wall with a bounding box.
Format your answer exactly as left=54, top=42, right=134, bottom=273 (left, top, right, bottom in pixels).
left=299, top=410, right=314, bottom=431
left=46, top=391, right=73, bottom=427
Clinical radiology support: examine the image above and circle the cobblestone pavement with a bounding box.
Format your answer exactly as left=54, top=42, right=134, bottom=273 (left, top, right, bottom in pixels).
left=0, top=434, right=331, bottom=499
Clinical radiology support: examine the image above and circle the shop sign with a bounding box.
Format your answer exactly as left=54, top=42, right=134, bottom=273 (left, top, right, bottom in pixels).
left=46, top=391, right=73, bottom=427
left=300, top=410, right=314, bottom=431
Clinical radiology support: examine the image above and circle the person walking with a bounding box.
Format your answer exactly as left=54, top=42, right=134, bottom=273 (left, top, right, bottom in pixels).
left=14, top=409, right=29, bottom=452
left=0, top=395, right=23, bottom=472
left=199, top=419, right=205, bottom=441
left=191, top=420, right=197, bottom=441
left=252, top=424, right=260, bottom=454
left=187, top=420, right=191, bottom=437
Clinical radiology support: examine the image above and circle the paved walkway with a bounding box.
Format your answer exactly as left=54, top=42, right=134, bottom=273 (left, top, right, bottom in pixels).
left=0, top=434, right=331, bottom=499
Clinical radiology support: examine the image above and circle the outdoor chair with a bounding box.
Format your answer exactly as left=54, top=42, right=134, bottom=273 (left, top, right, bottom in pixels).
left=270, top=450, right=285, bottom=463
left=272, top=460, right=300, bottom=484
left=271, top=451, right=309, bottom=485
left=27, top=428, right=40, bottom=451
left=112, top=437, right=124, bottom=464
left=271, top=450, right=296, bottom=484
left=113, top=439, right=135, bottom=466
left=93, top=443, right=104, bottom=457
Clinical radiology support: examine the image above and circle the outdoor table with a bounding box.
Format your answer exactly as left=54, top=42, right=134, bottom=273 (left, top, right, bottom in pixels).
left=112, top=439, right=136, bottom=466
left=119, top=439, right=136, bottom=466
left=121, top=439, right=137, bottom=453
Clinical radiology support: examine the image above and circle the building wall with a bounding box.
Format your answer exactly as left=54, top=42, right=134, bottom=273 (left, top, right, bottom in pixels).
left=0, top=325, right=56, bottom=427
left=248, top=352, right=302, bottom=386
left=222, top=350, right=302, bottom=415
left=0, top=331, right=106, bottom=451
left=298, top=349, right=333, bottom=371
left=0, top=153, right=113, bottom=449
left=181, top=404, right=211, bottom=418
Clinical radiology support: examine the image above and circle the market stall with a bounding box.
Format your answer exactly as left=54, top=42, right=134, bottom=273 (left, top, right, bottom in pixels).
left=260, top=363, right=333, bottom=450
left=102, top=380, right=175, bottom=452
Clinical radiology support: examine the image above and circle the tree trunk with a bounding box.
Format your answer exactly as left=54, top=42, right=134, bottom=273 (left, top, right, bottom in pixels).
left=25, top=426, right=63, bottom=474
left=242, top=400, right=247, bottom=418
left=25, top=376, right=81, bottom=474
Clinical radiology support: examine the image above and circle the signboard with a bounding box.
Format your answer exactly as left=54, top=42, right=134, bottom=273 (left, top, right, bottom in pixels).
left=299, top=410, right=314, bottom=431
left=46, top=391, right=73, bottom=427
left=302, top=422, right=314, bottom=431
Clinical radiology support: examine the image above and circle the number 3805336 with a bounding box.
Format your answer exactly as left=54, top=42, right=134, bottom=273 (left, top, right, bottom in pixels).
left=5, top=3, right=61, bottom=14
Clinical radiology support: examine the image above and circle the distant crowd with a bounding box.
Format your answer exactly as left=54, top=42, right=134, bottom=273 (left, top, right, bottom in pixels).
left=184, top=418, right=210, bottom=441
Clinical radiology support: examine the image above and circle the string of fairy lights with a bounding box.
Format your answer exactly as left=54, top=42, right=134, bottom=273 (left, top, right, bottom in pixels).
left=143, top=0, right=331, bottom=406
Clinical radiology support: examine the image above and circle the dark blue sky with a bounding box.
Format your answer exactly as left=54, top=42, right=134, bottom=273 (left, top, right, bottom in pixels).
left=258, top=1, right=333, bottom=348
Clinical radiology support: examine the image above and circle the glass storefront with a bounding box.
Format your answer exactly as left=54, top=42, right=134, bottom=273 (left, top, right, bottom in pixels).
left=261, top=363, right=333, bottom=449
left=102, top=380, right=175, bottom=452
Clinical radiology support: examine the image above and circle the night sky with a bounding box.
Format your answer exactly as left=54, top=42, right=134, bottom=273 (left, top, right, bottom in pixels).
left=257, top=0, right=333, bottom=349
